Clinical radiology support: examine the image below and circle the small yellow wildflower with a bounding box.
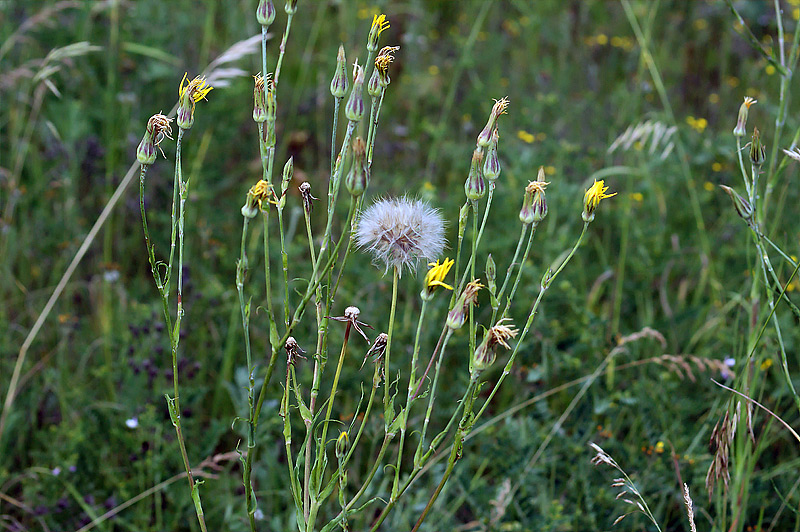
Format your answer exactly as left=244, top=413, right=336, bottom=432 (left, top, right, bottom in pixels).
left=629, top=192, right=644, bottom=202
left=712, top=162, right=722, bottom=172
left=177, top=73, right=213, bottom=130
left=766, top=64, right=776, bottom=76
left=760, top=358, right=773, bottom=370
left=582, top=179, right=616, bottom=221
left=368, top=14, right=390, bottom=51
left=654, top=441, right=665, bottom=454
left=517, top=130, right=535, bottom=144
left=422, top=258, right=454, bottom=300
left=596, top=33, right=608, bottom=45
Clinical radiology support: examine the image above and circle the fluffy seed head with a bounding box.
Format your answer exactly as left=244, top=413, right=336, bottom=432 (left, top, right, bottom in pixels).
left=356, top=197, right=446, bottom=275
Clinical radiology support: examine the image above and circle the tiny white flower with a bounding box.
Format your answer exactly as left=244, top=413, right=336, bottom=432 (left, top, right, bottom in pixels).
left=125, top=417, right=139, bottom=429
left=254, top=508, right=265, bottom=521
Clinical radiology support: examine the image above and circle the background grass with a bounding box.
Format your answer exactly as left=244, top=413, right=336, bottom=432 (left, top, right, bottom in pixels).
left=2, top=0, right=800, bottom=530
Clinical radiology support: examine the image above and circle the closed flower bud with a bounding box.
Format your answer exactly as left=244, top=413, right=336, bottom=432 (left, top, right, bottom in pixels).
left=281, top=156, right=293, bottom=195
left=345, top=137, right=369, bottom=197
left=253, top=74, right=267, bottom=123
left=345, top=62, right=365, bottom=122
left=367, top=14, right=390, bottom=53
left=750, top=127, right=766, bottom=167
left=446, top=280, right=483, bottom=330
left=335, top=431, right=350, bottom=460
left=471, top=320, right=517, bottom=375
left=368, top=67, right=382, bottom=97
left=520, top=169, right=549, bottom=224
left=284, top=0, right=297, bottom=14
left=266, top=79, right=276, bottom=123
left=483, top=129, right=501, bottom=181
left=256, top=0, right=276, bottom=27
left=477, top=97, right=509, bottom=148
left=137, top=114, right=173, bottom=165
left=733, top=96, right=756, bottom=137
left=464, top=149, right=486, bottom=201
left=719, top=185, right=753, bottom=221
left=330, top=45, right=349, bottom=98
left=485, top=254, right=496, bottom=295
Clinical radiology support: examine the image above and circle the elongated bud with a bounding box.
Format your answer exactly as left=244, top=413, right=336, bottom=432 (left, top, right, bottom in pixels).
left=483, top=129, right=500, bottom=181
left=719, top=185, right=753, bottom=221
left=446, top=280, right=483, bottom=330
left=458, top=202, right=470, bottom=237
left=335, top=431, right=349, bottom=460
left=345, top=137, right=368, bottom=196
left=253, top=74, right=267, bottom=123
left=284, top=0, right=297, bottom=15
left=471, top=320, right=517, bottom=375
left=750, top=127, right=766, bottom=167
left=520, top=169, right=549, bottom=224
left=330, top=45, right=349, bottom=98
left=282, top=157, right=294, bottom=195
left=733, top=96, right=756, bottom=137
left=368, top=14, right=390, bottom=53
left=137, top=114, right=173, bottom=165
left=477, top=97, right=509, bottom=147
left=256, top=0, right=276, bottom=27
left=266, top=79, right=276, bottom=123
left=464, top=149, right=486, bottom=201
left=345, top=62, right=365, bottom=122
left=368, top=67, right=382, bottom=97
left=485, top=254, right=496, bottom=295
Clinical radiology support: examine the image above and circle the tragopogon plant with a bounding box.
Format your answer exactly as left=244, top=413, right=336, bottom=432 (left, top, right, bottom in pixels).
left=136, top=4, right=615, bottom=530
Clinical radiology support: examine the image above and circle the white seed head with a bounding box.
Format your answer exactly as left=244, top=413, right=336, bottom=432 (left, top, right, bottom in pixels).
left=356, top=197, right=446, bottom=275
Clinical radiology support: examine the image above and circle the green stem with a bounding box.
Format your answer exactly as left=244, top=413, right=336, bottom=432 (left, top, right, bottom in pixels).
left=383, top=266, right=400, bottom=426
left=500, top=222, right=536, bottom=319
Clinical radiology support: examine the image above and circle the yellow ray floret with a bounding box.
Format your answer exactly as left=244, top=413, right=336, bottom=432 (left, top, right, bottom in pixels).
left=425, top=258, right=454, bottom=292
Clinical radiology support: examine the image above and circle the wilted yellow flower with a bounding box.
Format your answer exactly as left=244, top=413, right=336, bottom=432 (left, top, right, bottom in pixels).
left=375, top=45, right=399, bottom=87
left=472, top=318, right=518, bottom=372
left=446, top=279, right=484, bottom=330
left=582, top=179, right=616, bottom=221
left=421, top=258, right=454, bottom=300
left=733, top=96, right=756, bottom=137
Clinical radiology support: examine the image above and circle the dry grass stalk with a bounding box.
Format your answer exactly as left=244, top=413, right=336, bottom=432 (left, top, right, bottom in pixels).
left=705, top=405, right=738, bottom=498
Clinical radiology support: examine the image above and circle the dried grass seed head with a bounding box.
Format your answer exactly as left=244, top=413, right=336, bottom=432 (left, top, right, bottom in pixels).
left=356, top=197, right=446, bottom=275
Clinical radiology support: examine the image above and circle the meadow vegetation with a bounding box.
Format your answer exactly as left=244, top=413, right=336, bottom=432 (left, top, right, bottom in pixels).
left=2, top=1, right=800, bottom=530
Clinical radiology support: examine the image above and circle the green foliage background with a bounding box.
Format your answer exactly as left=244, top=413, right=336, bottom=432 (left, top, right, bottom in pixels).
left=2, top=0, right=800, bottom=530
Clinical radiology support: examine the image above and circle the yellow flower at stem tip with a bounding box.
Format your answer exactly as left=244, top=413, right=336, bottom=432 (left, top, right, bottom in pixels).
left=582, top=179, right=616, bottom=221
left=179, top=73, right=213, bottom=104
left=368, top=14, right=390, bottom=51
left=425, top=258, right=454, bottom=292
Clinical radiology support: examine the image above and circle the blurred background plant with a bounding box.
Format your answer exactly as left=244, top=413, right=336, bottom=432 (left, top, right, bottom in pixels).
left=1, top=1, right=800, bottom=531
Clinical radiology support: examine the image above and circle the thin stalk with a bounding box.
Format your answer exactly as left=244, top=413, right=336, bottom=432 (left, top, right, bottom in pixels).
left=317, top=320, right=352, bottom=462
left=457, top=186, right=494, bottom=293
left=391, top=300, right=429, bottom=497
left=492, top=222, right=529, bottom=320
left=449, top=201, right=470, bottom=308
left=500, top=222, right=536, bottom=319
left=475, top=223, right=589, bottom=423
left=331, top=98, right=341, bottom=175
left=414, top=329, right=454, bottom=466
left=383, top=266, right=400, bottom=423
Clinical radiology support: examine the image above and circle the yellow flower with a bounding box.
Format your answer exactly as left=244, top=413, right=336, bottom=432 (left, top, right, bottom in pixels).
left=422, top=258, right=454, bottom=300
left=582, top=179, right=616, bottom=221
left=179, top=73, right=213, bottom=103
left=368, top=14, right=390, bottom=51
left=177, top=73, right=213, bottom=129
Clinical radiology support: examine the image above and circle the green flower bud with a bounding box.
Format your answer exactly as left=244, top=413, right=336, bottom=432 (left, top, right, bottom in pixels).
left=345, top=137, right=368, bottom=197
left=345, top=62, right=365, bottom=122
left=330, top=44, right=349, bottom=98
left=464, top=149, right=486, bottom=201
left=750, top=127, right=766, bottom=167
left=256, top=0, right=276, bottom=27
left=483, top=129, right=500, bottom=181
left=719, top=185, right=753, bottom=221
